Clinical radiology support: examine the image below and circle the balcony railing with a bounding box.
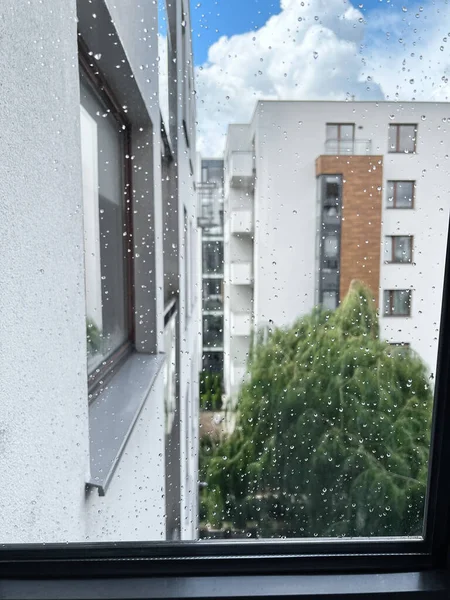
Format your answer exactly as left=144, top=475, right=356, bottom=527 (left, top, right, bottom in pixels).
left=324, top=139, right=372, bottom=155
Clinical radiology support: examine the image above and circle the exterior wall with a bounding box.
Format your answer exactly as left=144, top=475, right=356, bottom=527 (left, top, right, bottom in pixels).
left=224, top=100, right=450, bottom=401
left=173, top=0, right=199, bottom=540
left=316, top=155, right=384, bottom=305
left=223, top=126, right=254, bottom=402
left=0, top=0, right=198, bottom=543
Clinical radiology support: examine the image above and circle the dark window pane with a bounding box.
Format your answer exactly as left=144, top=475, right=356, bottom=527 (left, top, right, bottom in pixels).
left=80, top=76, right=128, bottom=373
left=202, top=241, right=224, bottom=274
left=203, top=315, right=223, bottom=348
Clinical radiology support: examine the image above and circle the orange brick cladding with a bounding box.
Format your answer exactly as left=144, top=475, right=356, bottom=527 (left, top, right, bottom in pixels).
left=316, top=155, right=383, bottom=307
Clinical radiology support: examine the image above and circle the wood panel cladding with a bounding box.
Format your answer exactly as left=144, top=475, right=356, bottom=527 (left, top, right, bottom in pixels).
left=316, top=155, right=383, bottom=306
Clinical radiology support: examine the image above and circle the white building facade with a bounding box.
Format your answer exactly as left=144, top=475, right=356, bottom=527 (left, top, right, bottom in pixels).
left=0, top=0, right=199, bottom=542
left=224, top=101, right=450, bottom=402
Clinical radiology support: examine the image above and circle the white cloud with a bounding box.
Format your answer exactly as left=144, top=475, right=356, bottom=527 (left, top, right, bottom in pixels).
left=194, top=0, right=450, bottom=156
left=365, top=2, right=450, bottom=103
left=195, top=0, right=384, bottom=156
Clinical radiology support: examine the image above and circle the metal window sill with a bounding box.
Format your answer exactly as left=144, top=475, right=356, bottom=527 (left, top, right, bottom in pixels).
left=86, top=352, right=165, bottom=496
left=1, top=570, right=450, bottom=599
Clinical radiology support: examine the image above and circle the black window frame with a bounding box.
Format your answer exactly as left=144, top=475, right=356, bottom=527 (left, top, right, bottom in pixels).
left=78, top=39, right=135, bottom=399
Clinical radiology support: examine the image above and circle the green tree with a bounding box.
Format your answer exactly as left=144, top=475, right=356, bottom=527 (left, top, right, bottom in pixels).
left=201, top=282, right=433, bottom=537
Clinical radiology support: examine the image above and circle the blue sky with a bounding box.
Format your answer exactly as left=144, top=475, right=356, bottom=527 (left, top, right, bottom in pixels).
left=190, top=0, right=418, bottom=65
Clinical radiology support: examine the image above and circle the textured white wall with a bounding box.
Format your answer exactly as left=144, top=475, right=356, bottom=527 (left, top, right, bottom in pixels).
left=0, top=0, right=89, bottom=542
left=0, top=0, right=196, bottom=543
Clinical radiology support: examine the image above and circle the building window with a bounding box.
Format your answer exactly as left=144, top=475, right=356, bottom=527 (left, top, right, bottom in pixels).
left=386, top=181, right=415, bottom=209
left=323, top=235, right=339, bottom=269
left=325, top=123, right=355, bottom=153
left=203, top=315, right=223, bottom=348
left=384, top=236, right=413, bottom=263
left=79, top=67, right=133, bottom=387
left=203, top=279, right=223, bottom=311
left=383, top=290, right=412, bottom=317
left=388, top=124, right=417, bottom=153
left=202, top=240, right=224, bottom=275
left=387, top=342, right=411, bottom=357
left=322, top=290, right=338, bottom=311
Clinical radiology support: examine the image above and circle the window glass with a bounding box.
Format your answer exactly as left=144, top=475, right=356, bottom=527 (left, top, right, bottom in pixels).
left=202, top=240, right=224, bottom=274
left=387, top=181, right=414, bottom=208
left=324, top=236, right=338, bottom=257
left=393, top=236, right=412, bottom=263
left=326, top=124, right=338, bottom=140
left=385, top=236, right=413, bottom=263
left=398, top=125, right=417, bottom=153
left=340, top=124, right=354, bottom=140
left=80, top=75, right=129, bottom=373
left=384, top=290, right=412, bottom=316
left=5, top=0, right=450, bottom=550
left=396, top=181, right=414, bottom=208
left=388, top=124, right=417, bottom=153
left=203, top=315, right=223, bottom=348
left=322, top=290, right=337, bottom=310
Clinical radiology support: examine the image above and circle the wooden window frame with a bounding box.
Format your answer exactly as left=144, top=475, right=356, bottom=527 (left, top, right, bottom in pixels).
left=388, top=124, right=418, bottom=154
left=79, top=40, right=135, bottom=399
left=383, top=289, right=412, bottom=317
left=385, top=235, right=414, bottom=264
left=386, top=180, right=415, bottom=209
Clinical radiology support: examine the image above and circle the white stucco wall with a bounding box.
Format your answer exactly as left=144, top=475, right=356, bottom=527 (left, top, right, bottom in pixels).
left=0, top=0, right=198, bottom=544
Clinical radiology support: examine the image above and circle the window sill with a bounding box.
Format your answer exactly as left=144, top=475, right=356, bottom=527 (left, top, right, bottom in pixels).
left=1, top=570, right=450, bottom=599
left=86, top=352, right=165, bottom=496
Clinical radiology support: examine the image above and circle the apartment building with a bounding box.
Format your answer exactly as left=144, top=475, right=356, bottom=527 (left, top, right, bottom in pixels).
left=224, top=101, right=450, bottom=402
left=198, top=159, right=225, bottom=376
left=1, top=0, right=199, bottom=542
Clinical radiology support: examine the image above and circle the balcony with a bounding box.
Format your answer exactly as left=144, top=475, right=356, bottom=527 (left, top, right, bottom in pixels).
left=230, top=261, right=253, bottom=285
left=228, top=151, right=254, bottom=188
left=324, top=139, right=372, bottom=155
left=230, top=209, right=253, bottom=235
left=231, top=312, right=252, bottom=337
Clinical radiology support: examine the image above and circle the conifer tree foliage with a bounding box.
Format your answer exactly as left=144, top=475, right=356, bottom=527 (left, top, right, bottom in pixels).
left=201, top=283, right=433, bottom=537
